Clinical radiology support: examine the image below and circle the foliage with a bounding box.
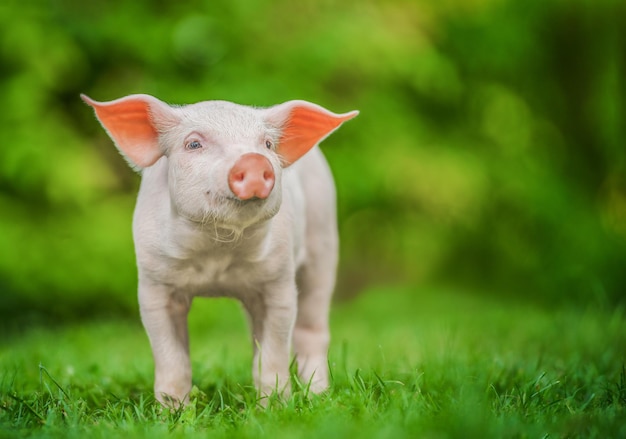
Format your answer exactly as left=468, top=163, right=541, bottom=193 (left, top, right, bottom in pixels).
left=0, top=0, right=625, bottom=320
left=1, top=288, right=625, bottom=438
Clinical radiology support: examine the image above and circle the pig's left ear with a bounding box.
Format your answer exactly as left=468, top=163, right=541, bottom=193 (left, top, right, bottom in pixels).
left=265, top=100, right=359, bottom=166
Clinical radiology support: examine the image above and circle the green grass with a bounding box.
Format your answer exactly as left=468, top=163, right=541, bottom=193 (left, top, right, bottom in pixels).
left=1, top=287, right=625, bottom=438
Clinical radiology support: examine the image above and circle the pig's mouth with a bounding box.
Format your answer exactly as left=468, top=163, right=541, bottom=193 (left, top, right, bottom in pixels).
left=227, top=196, right=270, bottom=205
left=209, top=191, right=269, bottom=205
left=201, top=190, right=280, bottom=224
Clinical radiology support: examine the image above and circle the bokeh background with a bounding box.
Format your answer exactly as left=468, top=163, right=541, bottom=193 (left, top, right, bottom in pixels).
left=0, top=0, right=624, bottom=327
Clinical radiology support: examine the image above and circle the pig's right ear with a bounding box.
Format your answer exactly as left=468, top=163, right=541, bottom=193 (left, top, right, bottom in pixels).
left=81, top=94, right=177, bottom=169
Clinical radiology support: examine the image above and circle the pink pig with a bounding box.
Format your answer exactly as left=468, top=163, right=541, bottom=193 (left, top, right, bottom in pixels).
left=82, top=93, right=358, bottom=406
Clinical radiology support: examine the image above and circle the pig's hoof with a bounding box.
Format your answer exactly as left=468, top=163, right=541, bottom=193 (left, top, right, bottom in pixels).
left=155, top=390, right=189, bottom=408
left=306, top=379, right=329, bottom=395
left=298, top=366, right=329, bottom=394
left=256, top=382, right=291, bottom=408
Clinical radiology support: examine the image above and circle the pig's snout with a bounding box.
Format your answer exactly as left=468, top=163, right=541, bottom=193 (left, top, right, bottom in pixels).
left=228, top=153, right=276, bottom=201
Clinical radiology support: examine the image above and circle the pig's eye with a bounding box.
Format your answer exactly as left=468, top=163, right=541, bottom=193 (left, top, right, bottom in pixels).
left=186, top=140, right=202, bottom=150
left=265, top=140, right=273, bottom=150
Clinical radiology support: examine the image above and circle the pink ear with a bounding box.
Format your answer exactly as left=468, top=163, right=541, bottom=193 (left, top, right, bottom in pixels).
left=266, top=100, right=359, bottom=166
left=81, top=94, right=176, bottom=169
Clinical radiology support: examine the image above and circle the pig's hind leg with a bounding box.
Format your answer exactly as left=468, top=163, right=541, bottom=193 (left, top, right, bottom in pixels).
left=292, top=224, right=338, bottom=394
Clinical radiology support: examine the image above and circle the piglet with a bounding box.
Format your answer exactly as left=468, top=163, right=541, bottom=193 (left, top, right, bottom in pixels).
left=81, top=93, right=358, bottom=406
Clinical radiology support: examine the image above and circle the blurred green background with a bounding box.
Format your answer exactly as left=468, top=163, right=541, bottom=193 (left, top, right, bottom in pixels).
left=0, top=0, right=624, bottom=326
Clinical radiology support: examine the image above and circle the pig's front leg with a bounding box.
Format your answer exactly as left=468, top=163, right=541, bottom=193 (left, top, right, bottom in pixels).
left=139, top=282, right=192, bottom=406
left=244, top=282, right=297, bottom=400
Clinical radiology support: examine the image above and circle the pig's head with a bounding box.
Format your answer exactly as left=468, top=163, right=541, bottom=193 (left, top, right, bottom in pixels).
left=81, top=94, right=358, bottom=230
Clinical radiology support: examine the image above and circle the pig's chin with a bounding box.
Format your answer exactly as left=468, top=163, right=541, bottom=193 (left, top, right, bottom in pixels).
left=176, top=192, right=281, bottom=231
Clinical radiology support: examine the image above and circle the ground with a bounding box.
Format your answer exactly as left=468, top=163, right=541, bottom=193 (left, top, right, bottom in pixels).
left=1, top=287, right=625, bottom=438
